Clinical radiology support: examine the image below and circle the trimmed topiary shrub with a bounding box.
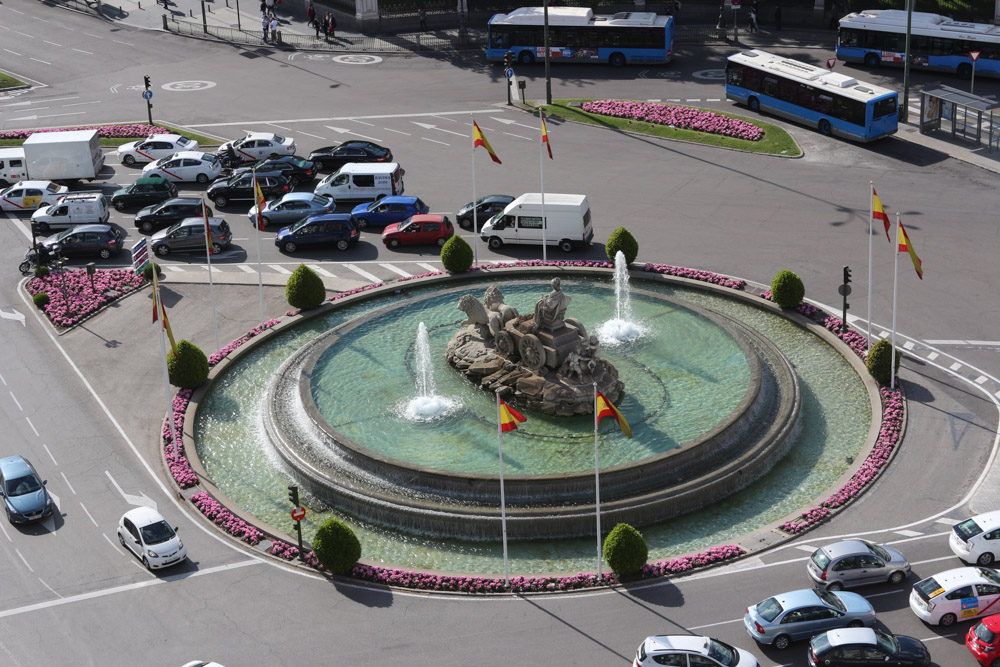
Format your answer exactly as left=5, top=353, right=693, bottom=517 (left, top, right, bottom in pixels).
left=603, top=522, right=648, bottom=576
left=285, top=264, right=326, bottom=310
left=771, top=269, right=805, bottom=308
left=32, top=292, right=49, bottom=309
left=142, top=262, right=163, bottom=282
left=866, top=338, right=902, bottom=386
left=34, top=265, right=50, bottom=278
left=441, top=235, right=474, bottom=273
left=312, top=517, right=361, bottom=576
left=606, top=227, right=639, bottom=265
left=167, top=339, right=210, bottom=389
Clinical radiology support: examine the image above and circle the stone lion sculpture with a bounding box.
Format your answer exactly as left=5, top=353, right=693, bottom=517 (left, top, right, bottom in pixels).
left=457, top=293, right=491, bottom=327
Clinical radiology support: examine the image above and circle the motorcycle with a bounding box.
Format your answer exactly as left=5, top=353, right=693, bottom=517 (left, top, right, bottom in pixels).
left=19, top=246, right=57, bottom=276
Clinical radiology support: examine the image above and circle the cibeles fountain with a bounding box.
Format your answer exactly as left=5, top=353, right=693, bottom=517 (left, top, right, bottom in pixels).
left=262, top=270, right=802, bottom=541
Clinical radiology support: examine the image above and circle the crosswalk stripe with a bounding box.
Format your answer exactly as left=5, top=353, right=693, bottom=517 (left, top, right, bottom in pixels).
left=935, top=518, right=960, bottom=526
left=381, top=263, right=411, bottom=277
left=976, top=375, right=988, bottom=384
left=903, top=341, right=914, bottom=350
left=268, top=264, right=292, bottom=274
left=895, top=529, right=922, bottom=537
left=950, top=362, right=963, bottom=371
left=237, top=265, right=256, bottom=273
left=202, top=266, right=224, bottom=274
left=345, top=263, right=382, bottom=282
left=878, top=330, right=890, bottom=338
left=927, top=352, right=938, bottom=361
left=162, top=265, right=186, bottom=272
left=417, top=262, right=439, bottom=273
left=308, top=264, right=337, bottom=278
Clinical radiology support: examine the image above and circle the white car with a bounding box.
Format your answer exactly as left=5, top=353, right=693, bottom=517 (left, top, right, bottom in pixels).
left=909, top=566, right=1000, bottom=626
left=951, top=511, right=1000, bottom=566
left=142, top=151, right=222, bottom=184
left=0, top=180, right=69, bottom=212
left=218, top=132, right=296, bottom=163
left=117, top=134, right=199, bottom=166
left=117, top=507, right=188, bottom=570
left=634, top=635, right=759, bottom=667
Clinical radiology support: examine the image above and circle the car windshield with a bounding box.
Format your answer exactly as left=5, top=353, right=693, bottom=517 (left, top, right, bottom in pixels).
left=291, top=157, right=309, bottom=167
left=810, top=633, right=832, bottom=654
left=755, top=597, right=783, bottom=622
left=815, top=589, right=846, bottom=611
left=45, top=183, right=62, bottom=193
left=165, top=222, right=183, bottom=234
left=310, top=195, right=329, bottom=207
left=980, top=568, right=1000, bottom=585
left=914, top=577, right=943, bottom=600
left=154, top=156, right=170, bottom=166
left=956, top=518, right=984, bottom=541
left=140, top=519, right=176, bottom=545
left=706, top=638, right=738, bottom=666
left=55, top=229, right=74, bottom=241
left=863, top=540, right=891, bottom=561
left=290, top=217, right=312, bottom=232
left=5, top=474, right=41, bottom=497
left=874, top=629, right=898, bottom=654
left=366, top=201, right=379, bottom=211
left=272, top=135, right=286, bottom=143
left=398, top=217, right=414, bottom=231
left=975, top=621, right=997, bottom=644
left=0, top=186, right=12, bottom=197
left=811, top=549, right=830, bottom=570
left=177, top=137, right=192, bottom=147
left=202, top=154, right=218, bottom=164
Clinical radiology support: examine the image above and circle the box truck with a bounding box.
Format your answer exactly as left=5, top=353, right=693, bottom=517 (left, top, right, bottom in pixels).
left=0, top=130, right=106, bottom=185
left=479, top=193, right=594, bottom=252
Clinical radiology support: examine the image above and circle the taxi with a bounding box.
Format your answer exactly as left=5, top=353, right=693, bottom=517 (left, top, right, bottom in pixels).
left=142, top=151, right=222, bottom=184
left=116, top=134, right=199, bottom=166
left=217, top=132, right=296, bottom=163
left=0, top=180, right=69, bottom=211
left=910, top=567, right=1000, bottom=626
left=951, top=511, right=1000, bottom=566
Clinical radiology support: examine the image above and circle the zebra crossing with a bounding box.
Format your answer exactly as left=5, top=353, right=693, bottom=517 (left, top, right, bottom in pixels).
left=155, top=260, right=446, bottom=285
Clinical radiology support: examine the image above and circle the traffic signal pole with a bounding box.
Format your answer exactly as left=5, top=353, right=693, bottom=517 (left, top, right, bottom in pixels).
left=288, top=484, right=304, bottom=560
left=143, top=75, right=153, bottom=126
left=841, top=266, right=852, bottom=334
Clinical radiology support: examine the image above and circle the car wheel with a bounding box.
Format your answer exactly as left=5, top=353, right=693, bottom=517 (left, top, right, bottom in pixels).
left=122, top=154, right=136, bottom=166
left=283, top=241, right=297, bottom=253
left=118, top=532, right=126, bottom=546
left=518, top=50, right=535, bottom=65
left=458, top=219, right=471, bottom=230
left=140, top=221, right=154, bottom=234
left=336, top=239, right=349, bottom=251
left=99, top=248, right=112, bottom=259
left=748, top=96, right=760, bottom=112
left=888, top=570, right=906, bottom=585
left=436, top=236, right=448, bottom=247
left=559, top=239, right=574, bottom=253
left=142, top=556, right=151, bottom=570
left=196, top=173, right=210, bottom=184
left=288, top=176, right=299, bottom=188
left=979, top=552, right=996, bottom=566
left=211, top=243, right=222, bottom=255
left=114, top=199, right=126, bottom=211
left=939, top=613, right=957, bottom=627
left=5, top=507, right=12, bottom=524
left=488, top=236, right=503, bottom=250
left=864, top=52, right=881, bottom=68
left=213, top=195, right=228, bottom=207
left=847, top=620, right=864, bottom=628
left=773, top=634, right=791, bottom=650
left=826, top=581, right=844, bottom=591
left=356, top=217, right=368, bottom=229
left=36, top=222, right=50, bottom=235
left=818, top=119, right=832, bottom=136
left=155, top=245, right=170, bottom=257
left=609, top=52, right=626, bottom=67
left=990, top=659, right=1000, bottom=667
left=389, top=238, right=400, bottom=248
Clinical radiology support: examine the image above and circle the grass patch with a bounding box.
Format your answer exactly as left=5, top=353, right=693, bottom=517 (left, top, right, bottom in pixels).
left=533, top=99, right=801, bottom=157
left=0, top=72, right=27, bottom=90
left=0, top=123, right=221, bottom=148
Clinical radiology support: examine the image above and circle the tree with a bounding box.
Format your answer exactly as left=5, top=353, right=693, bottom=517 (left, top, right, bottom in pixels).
left=770, top=269, right=805, bottom=308
left=167, top=339, right=210, bottom=389
left=866, top=338, right=901, bottom=386
left=286, top=264, right=326, bottom=310
left=312, top=517, right=361, bottom=576
left=441, top=235, right=474, bottom=273
left=606, top=227, right=639, bottom=265
left=603, top=522, right=648, bottom=576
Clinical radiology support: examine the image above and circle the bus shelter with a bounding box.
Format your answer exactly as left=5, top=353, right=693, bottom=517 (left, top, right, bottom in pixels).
left=919, top=86, right=1000, bottom=150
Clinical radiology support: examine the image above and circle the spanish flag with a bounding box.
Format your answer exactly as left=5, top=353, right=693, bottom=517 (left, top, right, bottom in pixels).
left=203, top=200, right=214, bottom=255
left=254, top=174, right=267, bottom=231
left=596, top=391, right=632, bottom=439
left=151, top=271, right=178, bottom=355
left=541, top=114, right=553, bottom=159
left=898, top=221, right=923, bottom=280
left=473, top=121, right=502, bottom=164
left=499, top=398, right=526, bottom=432
left=873, top=188, right=891, bottom=242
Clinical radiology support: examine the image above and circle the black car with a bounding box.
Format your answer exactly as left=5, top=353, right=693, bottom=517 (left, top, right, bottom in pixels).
left=41, top=224, right=125, bottom=260
left=307, top=140, right=392, bottom=171
left=207, top=172, right=289, bottom=207
left=456, top=194, right=514, bottom=229
left=110, top=177, right=177, bottom=211
left=135, top=198, right=212, bottom=234
left=808, top=628, right=930, bottom=667
left=229, top=155, right=317, bottom=187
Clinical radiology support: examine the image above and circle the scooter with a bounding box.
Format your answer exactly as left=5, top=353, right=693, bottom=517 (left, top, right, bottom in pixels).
left=19, top=246, right=57, bottom=276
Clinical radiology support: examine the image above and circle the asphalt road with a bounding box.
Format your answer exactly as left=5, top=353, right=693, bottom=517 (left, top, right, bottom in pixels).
left=2, top=1, right=1000, bottom=665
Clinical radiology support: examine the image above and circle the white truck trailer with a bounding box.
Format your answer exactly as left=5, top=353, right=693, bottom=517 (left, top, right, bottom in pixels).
left=4, top=130, right=106, bottom=183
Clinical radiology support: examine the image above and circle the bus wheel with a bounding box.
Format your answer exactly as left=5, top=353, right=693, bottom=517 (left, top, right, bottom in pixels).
left=958, top=63, right=973, bottom=80
left=518, top=51, right=535, bottom=65
left=864, top=52, right=881, bottom=68
left=609, top=52, right=626, bottom=67
left=818, top=119, right=832, bottom=136
left=748, top=96, right=760, bottom=112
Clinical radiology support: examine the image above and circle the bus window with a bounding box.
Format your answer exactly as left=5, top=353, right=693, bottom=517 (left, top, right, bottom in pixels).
left=491, top=28, right=510, bottom=49
left=839, top=28, right=860, bottom=47
left=872, top=97, right=897, bottom=119
left=883, top=32, right=906, bottom=52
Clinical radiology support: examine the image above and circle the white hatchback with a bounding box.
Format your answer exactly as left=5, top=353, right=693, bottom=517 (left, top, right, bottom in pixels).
left=218, top=132, right=296, bottom=163
left=117, top=506, right=187, bottom=570
left=909, top=566, right=1000, bottom=626
left=951, top=511, right=1000, bottom=566
left=142, top=151, right=222, bottom=184
left=0, top=180, right=69, bottom=211
left=117, top=134, right=199, bottom=166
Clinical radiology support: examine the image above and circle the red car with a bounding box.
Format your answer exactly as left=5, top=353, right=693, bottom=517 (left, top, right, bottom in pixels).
left=968, top=614, right=1000, bottom=666
left=381, top=214, right=454, bottom=248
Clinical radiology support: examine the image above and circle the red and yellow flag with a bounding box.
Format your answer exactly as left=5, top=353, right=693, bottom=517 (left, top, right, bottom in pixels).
left=898, top=221, right=923, bottom=280
left=541, top=114, right=553, bottom=159
left=596, top=391, right=632, bottom=439
left=473, top=121, right=502, bottom=164
left=873, top=188, right=891, bottom=242
left=499, top=398, right=526, bottom=432
left=254, top=174, right=267, bottom=231
left=151, top=271, right=178, bottom=354
left=203, top=200, right=214, bottom=255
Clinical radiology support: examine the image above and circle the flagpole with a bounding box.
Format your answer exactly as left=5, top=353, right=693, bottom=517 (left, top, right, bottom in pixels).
left=593, top=383, right=602, bottom=577
left=202, top=202, right=220, bottom=352
left=497, top=393, right=510, bottom=588
left=153, top=272, right=178, bottom=458
left=540, top=115, right=548, bottom=263
left=891, top=212, right=900, bottom=391
left=866, top=181, right=874, bottom=353
left=254, top=167, right=265, bottom=324
left=471, top=116, right=480, bottom=267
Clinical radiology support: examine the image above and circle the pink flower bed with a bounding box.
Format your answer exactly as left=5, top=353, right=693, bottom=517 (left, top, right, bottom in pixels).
left=206, top=318, right=281, bottom=366
left=0, top=124, right=170, bottom=141
left=26, top=268, right=144, bottom=328
left=162, top=388, right=198, bottom=489
left=191, top=491, right=264, bottom=545
left=643, top=263, right=746, bottom=290
left=582, top=100, right=765, bottom=141
left=641, top=544, right=747, bottom=577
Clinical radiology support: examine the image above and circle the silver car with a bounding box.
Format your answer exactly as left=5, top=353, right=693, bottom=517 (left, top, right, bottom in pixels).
left=249, top=192, right=333, bottom=228
left=744, top=588, right=877, bottom=650
left=807, top=539, right=911, bottom=590
left=151, top=217, right=232, bottom=257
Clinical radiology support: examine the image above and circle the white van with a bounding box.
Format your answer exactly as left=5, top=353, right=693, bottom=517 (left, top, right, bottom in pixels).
left=479, top=193, right=594, bottom=253
left=31, top=192, right=110, bottom=234
left=0, top=148, right=27, bottom=187
left=313, top=162, right=404, bottom=203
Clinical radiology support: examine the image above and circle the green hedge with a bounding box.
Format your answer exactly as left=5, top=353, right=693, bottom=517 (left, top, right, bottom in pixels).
left=603, top=523, right=648, bottom=576
left=441, top=235, right=474, bottom=273
left=866, top=338, right=902, bottom=386
left=312, top=517, right=361, bottom=576
left=771, top=270, right=805, bottom=308
left=606, top=227, right=638, bottom=265
left=286, top=264, right=326, bottom=310
left=32, top=292, right=49, bottom=308
left=167, top=340, right=210, bottom=389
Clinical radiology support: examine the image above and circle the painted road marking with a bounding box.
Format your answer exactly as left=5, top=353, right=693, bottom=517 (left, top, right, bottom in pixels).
left=417, top=262, right=438, bottom=273
left=43, top=445, right=57, bottom=466
left=384, top=127, right=411, bottom=136
left=978, top=376, right=989, bottom=384
left=895, top=529, right=922, bottom=537
left=80, top=502, right=99, bottom=527
left=60, top=472, right=75, bottom=495
left=162, top=265, right=186, bottom=272
left=950, top=362, right=963, bottom=371
left=307, top=264, right=337, bottom=278
left=345, top=264, right=381, bottom=282
left=421, top=137, right=449, bottom=146
left=381, top=263, right=411, bottom=277
left=268, top=265, right=292, bottom=274
left=237, top=265, right=256, bottom=273
left=935, top=518, right=960, bottom=526
left=878, top=330, right=890, bottom=338
left=188, top=109, right=501, bottom=128
left=794, top=545, right=816, bottom=552
left=903, top=341, right=914, bottom=350
left=927, top=352, right=939, bottom=361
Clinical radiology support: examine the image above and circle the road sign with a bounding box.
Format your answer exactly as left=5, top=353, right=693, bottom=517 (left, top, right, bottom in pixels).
left=970, top=51, right=981, bottom=62
left=731, top=0, right=740, bottom=7
left=142, top=90, right=153, bottom=100
left=838, top=284, right=852, bottom=296
left=827, top=57, right=837, bottom=70
left=130, top=238, right=149, bottom=275
left=291, top=506, right=306, bottom=521
left=504, top=68, right=514, bottom=79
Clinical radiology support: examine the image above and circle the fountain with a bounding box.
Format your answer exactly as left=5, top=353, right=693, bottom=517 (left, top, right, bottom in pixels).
left=400, top=322, right=458, bottom=421
left=598, top=251, right=646, bottom=345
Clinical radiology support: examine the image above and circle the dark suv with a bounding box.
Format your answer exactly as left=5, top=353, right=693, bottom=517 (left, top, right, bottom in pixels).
left=230, top=156, right=317, bottom=187
left=110, top=177, right=177, bottom=211
left=41, top=224, right=126, bottom=260
left=307, top=141, right=392, bottom=171
left=207, top=172, right=289, bottom=207
left=134, top=198, right=212, bottom=234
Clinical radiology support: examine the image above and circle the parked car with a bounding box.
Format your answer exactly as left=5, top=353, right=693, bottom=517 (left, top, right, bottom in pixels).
left=456, top=194, right=514, bottom=229
left=307, top=140, right=392, bottom=171
left=249, top=192, right=333, bottom=228
left=230, top=155, right=317, bottom=187
left=207, top=172, right=289, bottom=208
left=135, top=198, right=212, bottom=234
left=808, top=628, right=930, bottom=667
left=142, top=151, right=222, bottom=184
left=150, top=217, right=232, bottom=257
left=275, top=213, right=358, bottom=253
left=0, top=180, right=68, bottom=211
left=111, top=176, right=178, bottom=211
left=634, top=635, right=759, bottom=667
left=951, top=511, right=1000, bottom=566
left=217, top=132, right=295, bottom=163
left=0, top=455, right=53, bottom=524
left=41, top=223, right=126, bottom=260
left=117, top=507, right=187, bottom=570
left=910, top=567, right=1000, bottom=626
left=967, top=613, right=1000, bottom=666
left=382, top=213, right=453, bottom=248
left=351, top=195, right=428, bottom=229
left=807, top=538, right=911, bottom=590
left=744, top=588, right=877, bottom=650
left=117, top=134, right=199, bottom=166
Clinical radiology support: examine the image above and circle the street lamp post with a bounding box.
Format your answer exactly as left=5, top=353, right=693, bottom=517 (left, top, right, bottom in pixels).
left=544, top=0, right=552, bottom=105
left=901, top=0, right=914, bottom=123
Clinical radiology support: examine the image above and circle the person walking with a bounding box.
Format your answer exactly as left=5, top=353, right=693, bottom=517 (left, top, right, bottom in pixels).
left=322, top=12, right=331, bottom=40
left=773, top=3, right=782, bottom=30
left=270, top=14, right=279, bottom=43
left=747, top=6, right=758, bottom=32
left=327, top=12, right=337, bottom=39
left=307, top=2, right=316, bottom=28
left=259, top=0, right=266, bottom=14
left=313, top=7, right=322, bottom=37
left=261, top=13, right=270, bottom=42
left=673, top=0, right=680, bottom=23
left=418, top=6, right=427, bottom=31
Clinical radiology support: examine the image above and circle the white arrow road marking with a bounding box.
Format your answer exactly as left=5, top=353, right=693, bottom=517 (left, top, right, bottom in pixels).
left=104, top=471, right=157, bottom=511
left=8, top=112, right=87, bottom=122
left=489, top=117, right=539, bottom=131
left=323, top=126, right=382, bottom=142
left=638, top=69, right=649, bottom=78
left=110, top=84, right=121, bottom=94
left=0, top=307, right=25, bottom=326
left=411, top=121, right=465, bottom=137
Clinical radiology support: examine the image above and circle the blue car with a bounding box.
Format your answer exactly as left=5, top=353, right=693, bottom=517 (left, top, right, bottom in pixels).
left=744, top=588, right=876, bottom=650
left=350, top=195, right=428, bottom=229
left=0, top=455, right=53, bottom=524
left=275, top=213, right=359, bottom=253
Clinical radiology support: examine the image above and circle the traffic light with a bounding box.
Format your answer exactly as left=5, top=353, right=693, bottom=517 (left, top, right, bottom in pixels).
left=287, top=484, right=299, bottom=506
left=504, top=51, right=514, bottom=68
left=143, top=75, right=151, bottom=90
left=843, top=265, right=852, bottom=284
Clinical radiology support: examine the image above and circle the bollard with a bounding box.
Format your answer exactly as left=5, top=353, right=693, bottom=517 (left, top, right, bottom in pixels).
left=137, top=1, right=140, bottom=8
left=162, top=12, right=168, bottom=28
left=189, top=8, right=193, bottom=16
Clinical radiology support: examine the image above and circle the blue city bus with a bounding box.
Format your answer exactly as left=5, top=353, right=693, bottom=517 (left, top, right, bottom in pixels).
left=486, top=7, right=674, bottom=67
left=725, top=50, right=899, bottom=142
left=838, top=9, right=1000, bottom=80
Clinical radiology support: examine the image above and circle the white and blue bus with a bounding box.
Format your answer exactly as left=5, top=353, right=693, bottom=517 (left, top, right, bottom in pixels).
left=837, top=9, right=1000, bottom=80
left=725, top=50, right=899, bottom=142
left=486, top=7, right=674, bottom=67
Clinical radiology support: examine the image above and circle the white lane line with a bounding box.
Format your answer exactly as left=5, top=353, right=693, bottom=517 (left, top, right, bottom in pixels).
left=968, top=340, right=1000, bottom=346
left=706, top=98, right=722, bottom=102
left=43, top=40, right=63, bottom=46
left=30, top=58, right=52, bottom=65
left=268, top=265, right=292, bottom=274
left=688, top=617, right=741, bottom=631
left=935, top=517, right=960, bottom=525
left=72, top=48, right=95, bottom=55
left=950, top=362, right=963, bottom=371
left=647, top=99, right=661, bottom=102
left=60, top=472, right=76, bottom=495
left=384, top=127, right=411, bottom=136
left=0, top=559, right=260, bottom=619
left=431, top=115, right=459, bottom=123
left=8, top=8, right=25, bottom=13
left=996, top=389, right=1000, bottom=399
left=42, top=445, right=57, bottom=466
left=927, top=352, right=939, bottom=361
left=0, top=521, right=10, bottom=542
left=925, top=339, right=968, bottom=344
left=351, top=119, right=376, bottom=126
left=82, top=32, right=103, bottom=39
left=793, top=545, right=816, bottom=552
left=268, top=123, right=293, bottom=131
left=24, top=417, right=39, bottom=437
left=895, top=529, right=922, bottom=537
left=14, top=31, right=33, bottom=38
left=37, top=578, right=62, bottom=598
left=34, top=112, right=87, bottom=120
left=344, top=263, right=381, bottom=282
left=0, top=372, right=5, bottom=385
left=296, top=131, right=326, bottom=140
left=417, top=262, right=439, bottom=273
left=323, top=127, right=382, bottom=143
left=112, top=39, right=135, bottom=46
left=381, top=263, right=411, bottom=277
left=15, top=549, right=34, bottom=573
left=80, top=503, right=99, bottom=527
left=192, top=109, right=500, bottom=128
left=307, top=264, right=337, bottom=278
left=502, top=132, right=533, bottom=140
left=3, top=49, right=23, bottom=56
left=421, top=137, right=449, bottom=146
left=237, top=265, right=256, bottom=274
left=103, top=533, right=118, bottom=552
left=685, top=98, right=700, bottom=102
left=62, top=101, right=101, bottom=107
left=9, top=391, right=22, bottom=412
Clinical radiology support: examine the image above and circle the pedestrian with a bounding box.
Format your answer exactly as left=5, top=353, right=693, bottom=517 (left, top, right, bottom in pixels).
left=259, top=0, right=266, bottom=14
left=773, top=3, right=782, bottom=30
left=270, top=15, right=279, bottom=43
left=264, top=0, right=274, bottom=13
left=747, top=7, right=758, bottom=32
left=323, top=12, right=331, bottom=40
left=307, top=2, right=315, bottom=27
left=418, top=6, right=427, bottom=31
left=328, top=12, right=337, bottom=39
left=314, top=9, right=322, bottom=38
left=261, top=13, right=269, bottom=42
left=673, top=0, right=680, bottom=22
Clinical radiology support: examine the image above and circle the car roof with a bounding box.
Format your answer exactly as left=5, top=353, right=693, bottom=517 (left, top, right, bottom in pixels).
left=136, top=176, right=171, bottom=185
left=338, top=162, right=399, bottom=174
left=644, top=635, right=709, bottom=654
left=968, top=512, right=1000, bottom=528
left=923, top=567, right=994, bottom=587
left=161, top=198, right=204, bottom=206
left=144, top=133, right=182, bottom=141
left=179, top=217, right=225, bottom=226
left=65, top=224, right=115, bottom=232
left=13, top=180, right=61, bottom=189
left=123, top=506, right=166, bottom=526
left=406, top=214, right=446, bottom=224
left=822, top=539, right=876, bottom=559
left=982, top=613, right=1000, bottom=631
left=170, top=151, right=210, bottom=159
left=304, top=213, right=353, bottom=223
left=771, top=588, right=823, bottom=608
left=243, top=132, right=284, bottom=141
left=380, top=196, right=417, bottom=204
left=0, top=455, right=33, bottom=477
left=275, top=192, right=320, bottom=202
left=824, top=628, right=877, bottom=647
